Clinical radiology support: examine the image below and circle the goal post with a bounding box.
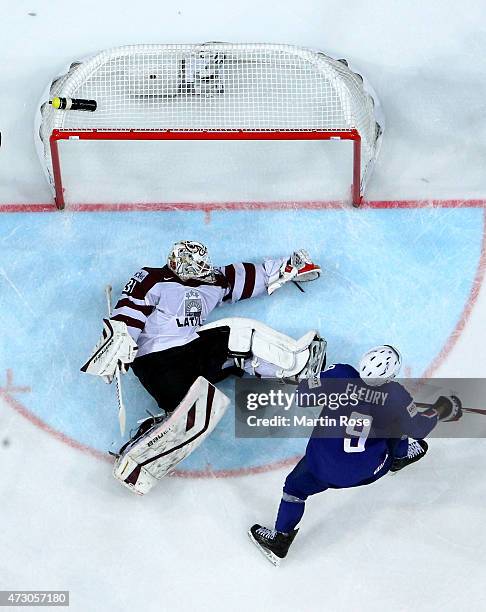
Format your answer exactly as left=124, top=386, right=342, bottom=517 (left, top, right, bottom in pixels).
left=37, top=43, right=383, bottom=209
left=49, top=128, right=362, bottom=209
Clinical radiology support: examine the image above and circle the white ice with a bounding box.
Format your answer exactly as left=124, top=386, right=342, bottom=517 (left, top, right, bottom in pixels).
left=0, top=1, right=485, bottom=611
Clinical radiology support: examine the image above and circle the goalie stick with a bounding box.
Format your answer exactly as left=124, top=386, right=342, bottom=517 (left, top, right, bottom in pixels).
left=105, top=284, right=127, bottom=435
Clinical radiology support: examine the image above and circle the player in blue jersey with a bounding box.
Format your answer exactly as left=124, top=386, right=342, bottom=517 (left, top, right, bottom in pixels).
left=248, top=345, right=463, bottom=565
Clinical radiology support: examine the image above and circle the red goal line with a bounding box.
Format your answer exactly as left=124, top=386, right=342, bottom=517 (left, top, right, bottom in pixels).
left=0, top=199, right=484, bottom=214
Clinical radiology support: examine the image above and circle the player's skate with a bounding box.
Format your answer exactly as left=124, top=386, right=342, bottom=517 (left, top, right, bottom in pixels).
left=248, top=524, right=298, bottom=566
left=390, top=439, right=428, bottom=472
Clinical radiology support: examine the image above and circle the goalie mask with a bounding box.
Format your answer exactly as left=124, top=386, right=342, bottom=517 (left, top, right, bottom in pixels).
left=359, top=345, right=402, bottom=387
left=167, top=241, right=215, bottom=282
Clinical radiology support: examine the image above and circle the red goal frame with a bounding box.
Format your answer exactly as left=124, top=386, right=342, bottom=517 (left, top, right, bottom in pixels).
left=49, top=128, right=362, bottom=210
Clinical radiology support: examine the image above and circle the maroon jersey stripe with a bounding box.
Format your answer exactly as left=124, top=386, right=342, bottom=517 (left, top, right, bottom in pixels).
left=241, top=263, right=256, bottom=300
left=222, top=264, right=236, bottom=302
left=126, top=268, right=165, bottom=300
left=111, top=314, right=145, bottom=331
left=115, top=298, right=154, bottom=316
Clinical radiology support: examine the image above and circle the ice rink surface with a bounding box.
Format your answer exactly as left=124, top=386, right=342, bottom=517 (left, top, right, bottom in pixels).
left=1, top=1, right=486, bottom=611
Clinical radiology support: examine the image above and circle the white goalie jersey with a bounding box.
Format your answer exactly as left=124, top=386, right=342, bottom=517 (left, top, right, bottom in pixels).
left=111, top=258, right=287, bottom=358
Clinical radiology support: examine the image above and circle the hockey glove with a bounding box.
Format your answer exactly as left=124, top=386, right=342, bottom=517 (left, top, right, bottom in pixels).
left=433, top=395, right=463, bottom=422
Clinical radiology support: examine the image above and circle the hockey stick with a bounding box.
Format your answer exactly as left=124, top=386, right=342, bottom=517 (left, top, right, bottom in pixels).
left=416, top=402, right=486, bottom=416
left=105, top=284, right=127, bottom=435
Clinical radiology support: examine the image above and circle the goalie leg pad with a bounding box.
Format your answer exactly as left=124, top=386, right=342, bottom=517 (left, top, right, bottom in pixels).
left=198, top=317, right=326, bottom=381
left=113, top=376, right=230, bottom=495
left=114, top=456, right=158, bottom=496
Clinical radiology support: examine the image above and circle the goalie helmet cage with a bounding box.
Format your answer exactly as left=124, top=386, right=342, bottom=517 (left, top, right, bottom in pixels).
left=36, top=43, right=384, bottom=209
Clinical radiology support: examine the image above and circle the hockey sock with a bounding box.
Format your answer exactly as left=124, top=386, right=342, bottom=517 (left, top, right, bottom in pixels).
left=275, top=493, right=306, bottom=533
left=393, top=437, right=409, bottom=458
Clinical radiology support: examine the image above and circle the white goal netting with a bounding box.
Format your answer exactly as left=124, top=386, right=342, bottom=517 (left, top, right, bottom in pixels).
left=36, top=43, right=383, bottom=207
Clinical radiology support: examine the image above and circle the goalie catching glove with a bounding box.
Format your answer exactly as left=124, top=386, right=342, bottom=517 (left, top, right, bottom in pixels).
left=80, top=318, right=138, bottom=383
left=268, top=249, right=321, bottom=295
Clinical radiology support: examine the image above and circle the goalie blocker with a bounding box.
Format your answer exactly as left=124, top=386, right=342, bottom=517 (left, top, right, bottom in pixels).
left=80, top=317, right=137, bottom=383
left=114, top=376, right=230, bottom=495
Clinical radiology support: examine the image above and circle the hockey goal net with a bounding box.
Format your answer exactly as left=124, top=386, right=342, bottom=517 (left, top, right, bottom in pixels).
left=36, top=43, right=383, bottom=209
